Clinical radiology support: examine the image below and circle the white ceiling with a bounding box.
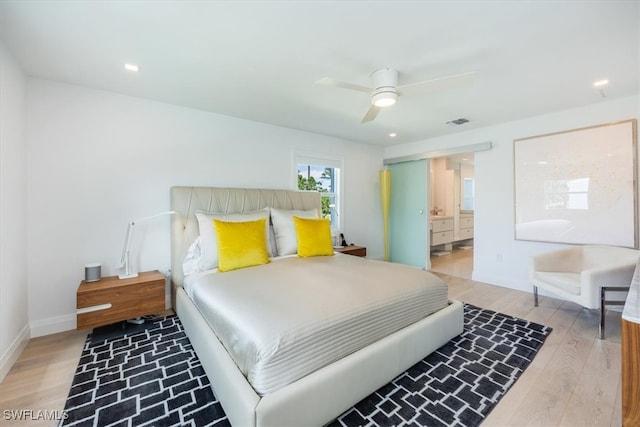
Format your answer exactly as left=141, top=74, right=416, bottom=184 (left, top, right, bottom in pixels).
left=1, top=1, right=638, bottom=146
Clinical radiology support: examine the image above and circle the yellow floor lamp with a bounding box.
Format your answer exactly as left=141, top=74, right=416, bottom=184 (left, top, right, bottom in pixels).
left=380, top=169, right=391, bottom=261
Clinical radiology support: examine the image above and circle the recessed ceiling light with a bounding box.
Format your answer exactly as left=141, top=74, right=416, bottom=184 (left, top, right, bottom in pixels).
left=389, top=132, right=397, bottom=138
left=593, top=79, right=609, bottom=87
left=124, top=63, right=140, bottom=72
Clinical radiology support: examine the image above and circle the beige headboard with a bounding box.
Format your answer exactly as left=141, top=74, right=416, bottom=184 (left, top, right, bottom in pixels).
left=170, top=186, right=322, bottom=287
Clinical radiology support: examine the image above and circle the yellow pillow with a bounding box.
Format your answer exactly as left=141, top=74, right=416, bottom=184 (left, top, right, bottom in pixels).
left=293, top=216, right=334, bottom=257
left=213, top=218, right=270, bottom=272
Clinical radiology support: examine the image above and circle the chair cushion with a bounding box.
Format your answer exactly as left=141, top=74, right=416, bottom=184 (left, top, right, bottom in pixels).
left=535, top=272, right=581, bottom=295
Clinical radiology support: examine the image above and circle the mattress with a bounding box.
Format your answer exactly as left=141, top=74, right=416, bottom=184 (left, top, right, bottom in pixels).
left=184, top=254, right=449, bottom=396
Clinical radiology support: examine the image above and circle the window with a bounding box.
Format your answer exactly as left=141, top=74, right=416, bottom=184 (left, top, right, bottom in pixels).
left=295, top=155, right=341, bottom=230
left=462, top=178, right=475, bottom=211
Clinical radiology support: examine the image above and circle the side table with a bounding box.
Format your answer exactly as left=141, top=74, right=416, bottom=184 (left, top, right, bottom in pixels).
left=334, top=245, right=367, bottom=257
left=76, top=270, right=165, bottom=329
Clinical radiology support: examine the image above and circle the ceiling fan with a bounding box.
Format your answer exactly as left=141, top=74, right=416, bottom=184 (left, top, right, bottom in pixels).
left=315, top=68, right=474, bottom=123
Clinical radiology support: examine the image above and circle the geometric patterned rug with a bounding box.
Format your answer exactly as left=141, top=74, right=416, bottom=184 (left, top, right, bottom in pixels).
left=60, top=304, right=551, bottom=427
left=328, top=304, right=552, bottom=427
left=59, top=316, right=230, bottom=427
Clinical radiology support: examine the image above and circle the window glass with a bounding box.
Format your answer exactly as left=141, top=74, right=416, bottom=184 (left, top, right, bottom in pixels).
left=296, top=163, right=340, bottom=228
left=463, top=178, right=474, bottom=210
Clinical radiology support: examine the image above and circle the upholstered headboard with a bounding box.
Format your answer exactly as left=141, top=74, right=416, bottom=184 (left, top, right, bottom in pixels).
left=170, top=186, right=321, bottom=288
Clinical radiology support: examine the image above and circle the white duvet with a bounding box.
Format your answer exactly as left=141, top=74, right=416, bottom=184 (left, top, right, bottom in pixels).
left=184, top=254, right=449, bottom=396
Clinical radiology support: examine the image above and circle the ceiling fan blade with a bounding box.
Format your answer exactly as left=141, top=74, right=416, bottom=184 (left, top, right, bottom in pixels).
left=361, top=105, right=380, bottom=123
left=397, top=72, right=475, bottom=96
left=315, top=77, right=371, bottom=93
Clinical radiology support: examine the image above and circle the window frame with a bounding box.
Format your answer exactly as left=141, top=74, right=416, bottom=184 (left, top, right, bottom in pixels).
left=462, top=177, right=475, bottom=211
left=294, top=152, right=343, bottom=232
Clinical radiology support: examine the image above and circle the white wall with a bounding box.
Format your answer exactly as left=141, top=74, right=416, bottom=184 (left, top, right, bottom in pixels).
left=385, top=95, right=640, bottom=292
left=0, top=42, right=29, bottom=381
left=25, top=79, right=385, bottom=336
left=17, top=76, right=640, bottom=339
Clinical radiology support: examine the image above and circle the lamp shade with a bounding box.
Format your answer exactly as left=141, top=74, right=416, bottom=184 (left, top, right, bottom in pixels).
left=380, top=169, right=392, bottom=261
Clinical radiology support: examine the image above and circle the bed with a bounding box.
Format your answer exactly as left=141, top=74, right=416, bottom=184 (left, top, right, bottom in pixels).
left=171, top=186, right=464, bottom=427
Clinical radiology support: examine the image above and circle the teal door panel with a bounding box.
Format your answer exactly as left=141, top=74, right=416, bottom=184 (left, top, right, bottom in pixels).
left=388, top=160, right=427, bottom=268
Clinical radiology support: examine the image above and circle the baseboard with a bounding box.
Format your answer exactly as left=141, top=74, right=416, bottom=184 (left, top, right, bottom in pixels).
left=471, top=273, right=607, bottom=306
left=0, top=323, right=30, bottom=382
left=30, top=313, right=76, bottom=338
left=471, top=272, right=531, bottom=293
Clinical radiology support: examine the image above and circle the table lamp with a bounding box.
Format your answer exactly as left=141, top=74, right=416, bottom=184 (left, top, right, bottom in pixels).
left=119, top=210, right=176, bottom=279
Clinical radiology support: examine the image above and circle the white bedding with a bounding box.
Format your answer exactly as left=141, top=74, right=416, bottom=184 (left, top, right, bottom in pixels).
left=184, top=254, right=449, bottom=396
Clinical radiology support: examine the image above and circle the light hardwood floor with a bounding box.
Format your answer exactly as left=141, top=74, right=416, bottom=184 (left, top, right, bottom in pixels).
left=0, top=251, right=623, bottom=426
left=430, top=245, right=474, bottom=279
left=433, top=248, right=622, bottom=427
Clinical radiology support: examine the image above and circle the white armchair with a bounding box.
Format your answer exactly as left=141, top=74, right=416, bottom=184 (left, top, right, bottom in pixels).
left=529, top=245, right=640, bottom=338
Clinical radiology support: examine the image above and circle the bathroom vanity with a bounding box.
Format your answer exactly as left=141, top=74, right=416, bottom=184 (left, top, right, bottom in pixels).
left=429, top=213, right=474, bottom=249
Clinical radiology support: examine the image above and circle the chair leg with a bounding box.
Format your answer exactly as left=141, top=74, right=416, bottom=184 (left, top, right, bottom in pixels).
left=600, top=286, right=606, bottom=340
left=599, top=286, right=629, bottom=340
left=533, top=286, right=539, bottom=307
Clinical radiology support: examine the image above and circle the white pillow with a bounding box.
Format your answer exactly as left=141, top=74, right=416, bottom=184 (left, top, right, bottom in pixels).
left=270, top=207, right=319, bottom=256
left=195, top=209, right=272, bottom=271
left=182, top=237, right=202, bottom=276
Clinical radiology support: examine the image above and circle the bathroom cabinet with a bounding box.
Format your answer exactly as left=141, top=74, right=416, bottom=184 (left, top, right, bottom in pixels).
left=431, top=217, right=454, bottom=246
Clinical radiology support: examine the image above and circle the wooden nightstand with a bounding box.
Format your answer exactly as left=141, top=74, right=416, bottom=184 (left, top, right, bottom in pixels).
left=76, top=270, right=165, bottom=330
left=334, top=245, right=367, bottom=257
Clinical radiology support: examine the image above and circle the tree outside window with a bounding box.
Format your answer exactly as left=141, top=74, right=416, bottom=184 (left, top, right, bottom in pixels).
left=297, top=164, right=339, bottom=227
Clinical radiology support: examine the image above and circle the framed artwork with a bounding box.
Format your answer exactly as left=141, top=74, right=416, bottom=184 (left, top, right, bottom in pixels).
left=514, top=119, right=637, bottom=248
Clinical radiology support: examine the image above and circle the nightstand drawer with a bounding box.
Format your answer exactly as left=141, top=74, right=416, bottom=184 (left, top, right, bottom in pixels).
left=334, top=245, right=367, bottom=257
left=77, top=271, right=165, bottom=330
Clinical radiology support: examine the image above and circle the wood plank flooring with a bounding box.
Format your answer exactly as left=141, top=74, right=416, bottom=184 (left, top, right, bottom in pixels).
left=0, top=250, right=623, bottom=426
left=434, top=248, right=622, bottom=427
left=0, top=329, right=87, bottom=426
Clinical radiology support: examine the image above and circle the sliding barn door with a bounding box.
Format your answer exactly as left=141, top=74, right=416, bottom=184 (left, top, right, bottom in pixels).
left=388, top=160, right=428, bottom=268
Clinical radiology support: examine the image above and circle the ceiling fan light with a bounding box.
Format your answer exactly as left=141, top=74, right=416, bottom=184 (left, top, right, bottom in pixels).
left=372, top=91, right=397, bottom=107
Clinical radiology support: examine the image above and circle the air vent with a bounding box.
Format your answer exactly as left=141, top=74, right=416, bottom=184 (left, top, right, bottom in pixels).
left=446, top=117, right=470, bottom=126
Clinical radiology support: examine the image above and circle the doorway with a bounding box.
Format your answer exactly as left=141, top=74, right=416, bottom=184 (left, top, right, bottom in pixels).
left=428, top=153, right=474, bottom=279
left=384, top=141, right=489, bottom=274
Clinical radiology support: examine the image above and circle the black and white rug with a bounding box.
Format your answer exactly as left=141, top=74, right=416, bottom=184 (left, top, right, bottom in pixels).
left=60, top=305, right=551, bottom=427
left=60, top=317, right=229, bottom=427
left=329, top=304, right=551, bottom=427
